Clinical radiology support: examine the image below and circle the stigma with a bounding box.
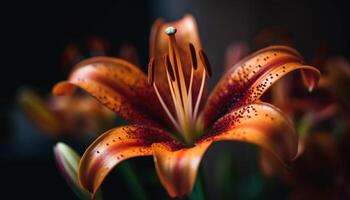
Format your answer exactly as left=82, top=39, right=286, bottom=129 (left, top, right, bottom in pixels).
left=148, top=26, right=211, bottom=144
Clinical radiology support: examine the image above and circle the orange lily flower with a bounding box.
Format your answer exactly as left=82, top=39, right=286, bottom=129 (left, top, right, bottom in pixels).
left=53, top=15, right=320, bottom=197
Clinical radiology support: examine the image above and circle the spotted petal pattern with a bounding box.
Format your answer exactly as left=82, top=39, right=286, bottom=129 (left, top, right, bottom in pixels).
left=202, top=102, right=298, bottom=165
left=78, top=125, right=180, bottom=197
left=53, top=57, right=171, bottom=129
left=203, top=46, right=320, bottom=127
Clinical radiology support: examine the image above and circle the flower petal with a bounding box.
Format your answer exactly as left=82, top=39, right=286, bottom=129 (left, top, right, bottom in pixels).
left=48, top=95, right=115, bottom=136
left=203, top=45, right=320, bottom=127
left=17, top=88, right=61, bottom=136
left=152, top=142, right=211, bottom=197
left=78, top=125, right=177, bottom=197
left=253, top=27, right=293, bottom=48
left=259, top=149, right=283, bottom=177
left=202, top=102, right=298, bottom=166
left=224, top=41, right=249, bottom=72
left=150, top=15, right=207, bottom=110
left=321, top=57, right=350, bottom=110
left=53, top=56, right=171, bottom=128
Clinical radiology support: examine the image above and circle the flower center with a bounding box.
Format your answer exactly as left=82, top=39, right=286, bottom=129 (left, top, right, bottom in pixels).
left=148, top=26, right=211, bottom=145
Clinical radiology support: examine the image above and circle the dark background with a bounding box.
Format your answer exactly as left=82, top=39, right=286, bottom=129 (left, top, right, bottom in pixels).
left=3, top=0, right=349, bottom=199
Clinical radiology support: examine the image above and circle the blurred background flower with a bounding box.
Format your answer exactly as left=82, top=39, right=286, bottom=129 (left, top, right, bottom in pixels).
left=17, top=88, right=115, bottom=138
left=15, top=35, right=142, bottom=139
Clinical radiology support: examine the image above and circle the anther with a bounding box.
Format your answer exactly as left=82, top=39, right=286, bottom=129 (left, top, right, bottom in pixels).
left=164, top=55, right=176, bottom=81
left=148, top=57, right=155, bottom=85
left=199, top=49, right=212, bottom=77
left=189, top=43, right=198, bottom=69
left=165, top=27, right=177, bottom=35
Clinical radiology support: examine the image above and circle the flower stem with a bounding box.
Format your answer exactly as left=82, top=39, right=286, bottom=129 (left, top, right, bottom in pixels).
left=188, top=170, right=205, bottom=200
left=119, top=161, right=148, bottom=200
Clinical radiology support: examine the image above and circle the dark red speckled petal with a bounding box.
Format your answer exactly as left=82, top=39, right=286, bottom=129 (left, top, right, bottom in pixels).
left=203, top=46, right=320, bottom=127
left=78, top=125, right=181, bottom=197
left=200, top=102, right=298, bottom=166
left=53, top=56, right=172, bottom=129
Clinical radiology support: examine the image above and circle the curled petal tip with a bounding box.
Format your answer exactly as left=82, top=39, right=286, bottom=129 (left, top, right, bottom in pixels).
left=203, top=46, right=320, bottom=127
left=302, top=67, right=320, bottom=92
left=53, top=81, right=76, bottom=96
left=307, top=77, right=318, bottom=92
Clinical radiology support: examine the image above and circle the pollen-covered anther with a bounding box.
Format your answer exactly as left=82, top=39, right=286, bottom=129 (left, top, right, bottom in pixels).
left=199, top=49, right=212, bottom=77
left=189, top=43, right=198, bottom=69
left=148, top=57, right=155, bottom=85
left=164, top=55, right=176, bottom=81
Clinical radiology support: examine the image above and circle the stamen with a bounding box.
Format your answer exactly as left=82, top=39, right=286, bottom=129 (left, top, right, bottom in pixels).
left=166, top=65, right=186, bottom=127
left=189, top=43, right=198, bottom=69
left=193, top=70, right=206, bottom=119
left=148, top=57, right=155, bottom=85
left=153, top=83, right=181, bottom=131
left=164, top=55, right=175, bottom=81
left=150, top=26, right=211, bottom=145
left=164, top=54, right=186, bottom=125
left=187, top=67, right=194, bottom=118
left=199, top=49, right=212, bottom=77
left=165, top=53, right=185, bottom=123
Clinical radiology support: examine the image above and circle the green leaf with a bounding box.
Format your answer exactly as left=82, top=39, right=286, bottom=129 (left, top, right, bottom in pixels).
left=188, top=170, right=205, bottom=200
left=118, top=161, right=148, bottom=200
